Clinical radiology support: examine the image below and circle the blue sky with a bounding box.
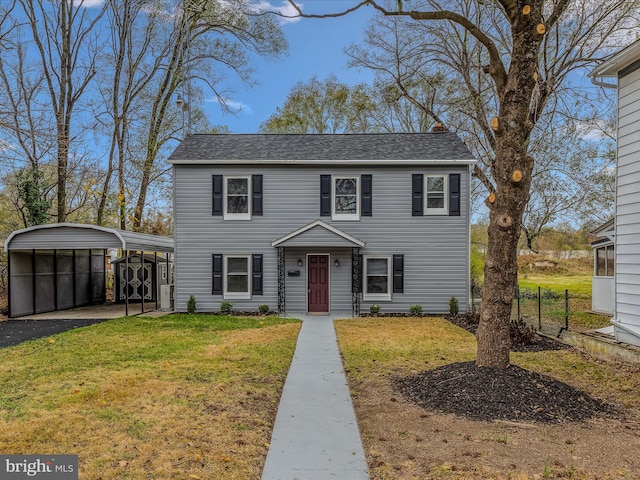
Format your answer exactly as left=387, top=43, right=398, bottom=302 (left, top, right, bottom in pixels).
left=209, top=1, right=376, bottom=133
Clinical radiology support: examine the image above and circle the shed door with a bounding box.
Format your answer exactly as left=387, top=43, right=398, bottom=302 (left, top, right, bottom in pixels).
left=308, top=255, right=329, bottom=313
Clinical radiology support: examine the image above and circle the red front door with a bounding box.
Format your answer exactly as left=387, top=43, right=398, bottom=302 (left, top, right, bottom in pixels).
left=308, top=255, right=329, bottom=313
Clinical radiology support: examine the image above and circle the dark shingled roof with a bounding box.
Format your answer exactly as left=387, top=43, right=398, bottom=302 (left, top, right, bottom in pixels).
left=167, top=132, right=475, bottom=163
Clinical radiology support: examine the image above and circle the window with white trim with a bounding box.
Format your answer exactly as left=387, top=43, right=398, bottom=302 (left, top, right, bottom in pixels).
left=224, top=176, right=251, bottom=220
left=224, top=255, right=250, bottom=298
left=595, top=244, right=614, bottom=276
left=425, top=175, right=448, bottom=215
left=364, top=256, right=391, bottom=301
left=333, top=176, right=360, bottom=220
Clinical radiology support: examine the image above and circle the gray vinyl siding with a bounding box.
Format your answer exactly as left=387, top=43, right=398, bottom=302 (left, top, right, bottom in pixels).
left=173, top=164, right=471, bottom=315
left=616, top=65, right=640, bottom=327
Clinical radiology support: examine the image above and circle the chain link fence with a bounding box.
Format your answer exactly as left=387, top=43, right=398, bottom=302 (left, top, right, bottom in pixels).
left=471, top=282, right=608, bottom=337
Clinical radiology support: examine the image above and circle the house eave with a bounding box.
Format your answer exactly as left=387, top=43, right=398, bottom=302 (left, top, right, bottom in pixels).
left=168, top=158, right=477, bottom=166
left=589, top=40, right=640, bottom=79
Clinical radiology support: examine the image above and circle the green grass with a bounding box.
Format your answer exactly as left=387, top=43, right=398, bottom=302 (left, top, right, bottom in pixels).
left=518, top=273, right=593, bottom=296
left=512, top=274, right=611, bottom=332
left=0, top=313, right=300, bottom=479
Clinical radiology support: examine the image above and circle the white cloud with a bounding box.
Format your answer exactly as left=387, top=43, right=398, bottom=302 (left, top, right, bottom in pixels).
left=79, top=0, right=106, bottom=8
left=206, top=96, right=253, bottom=114
left=250, top=0, right=302, bottom=25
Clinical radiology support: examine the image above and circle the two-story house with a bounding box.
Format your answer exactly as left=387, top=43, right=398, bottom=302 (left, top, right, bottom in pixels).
left=167, top=132, right=476, bottom=316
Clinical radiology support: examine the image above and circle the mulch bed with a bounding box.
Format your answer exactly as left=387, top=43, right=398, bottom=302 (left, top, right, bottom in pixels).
left=391, top=313, right=618, bottom=423
left=392, top=361, right=618, bottom=423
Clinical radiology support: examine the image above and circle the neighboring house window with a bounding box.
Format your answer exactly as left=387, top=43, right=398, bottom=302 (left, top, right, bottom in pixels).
left=212, top=254, right=263, bottom=297
left=595, top=245, right=614, bottom=276
left=412, top=173, right=460, bottom=216
left=364, top=256, right=391, bottom=301
left=212, top=174, right=263, bottom=218
left=320, top=174, right=372, bottom=219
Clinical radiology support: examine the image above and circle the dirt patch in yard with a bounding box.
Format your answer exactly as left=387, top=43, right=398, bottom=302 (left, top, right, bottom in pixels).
left=338, top=317, right=640, bottom=479
left=355, top=376, right=640, bottom=479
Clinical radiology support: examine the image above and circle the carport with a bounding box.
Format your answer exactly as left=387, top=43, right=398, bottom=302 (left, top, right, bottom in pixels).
left=4, top=223, right=173, bottom=318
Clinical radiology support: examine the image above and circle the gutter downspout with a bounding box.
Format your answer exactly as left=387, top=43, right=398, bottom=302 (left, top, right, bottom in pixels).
left=589, top=74, right=616, bottom=89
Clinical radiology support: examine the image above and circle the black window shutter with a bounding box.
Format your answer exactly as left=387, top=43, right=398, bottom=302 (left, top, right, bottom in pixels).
left=252, top=175, right=263, bottom=216
left=320, top=174, right=331, bottom=216
left=212, top=254, right=223, bottom=294
left=393, top=254, right=404, bottom=293
left=411, top=174, right=423, bottom=216
left=361, top=174, right=372, bottom=216
left=212, top=175, right=223, bottom=216
left=252, top=254, right=263, bottom=295
left=449, top=173, right=461, bottom=216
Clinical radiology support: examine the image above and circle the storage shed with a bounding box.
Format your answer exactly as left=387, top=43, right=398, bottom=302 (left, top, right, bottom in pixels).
left=4, top=223, right=173, bottom=318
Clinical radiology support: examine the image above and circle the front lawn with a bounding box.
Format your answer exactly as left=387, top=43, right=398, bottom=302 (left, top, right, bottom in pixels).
left=0, top=314, right=300, bottom=479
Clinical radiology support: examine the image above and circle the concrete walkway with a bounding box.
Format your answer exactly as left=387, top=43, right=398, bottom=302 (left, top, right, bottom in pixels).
left=262, top=314, right=369, bottom=480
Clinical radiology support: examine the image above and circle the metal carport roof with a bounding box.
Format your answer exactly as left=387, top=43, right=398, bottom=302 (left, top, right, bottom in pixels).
left=4, top=223, right=173, bottom=318
left=4, top=223, right=173, bottom=253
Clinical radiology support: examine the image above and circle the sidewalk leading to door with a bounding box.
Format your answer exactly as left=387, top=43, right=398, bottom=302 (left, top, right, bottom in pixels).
left=262, top=314, right=369, bottom=480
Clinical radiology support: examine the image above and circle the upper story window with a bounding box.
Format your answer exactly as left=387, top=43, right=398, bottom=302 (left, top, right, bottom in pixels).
left=595, top=244, right=614, bottom=276
left=224, top=176, right=250, bottom=220
left=333, top=176, right=360, bottom=220
left=426, top=175, right=448, bottom=215
left=412, top=173, right=460, bottom=216
left=320, top=174, right=371, bottom=220
left=213, top=174, right=263, bottom=220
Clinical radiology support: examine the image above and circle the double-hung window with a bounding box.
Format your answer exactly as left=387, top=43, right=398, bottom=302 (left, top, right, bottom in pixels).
left=321, top=174, right=371, bottom=219
left=412, top=173, right=459, bottom=216
left=425, top=175, right=448, bottom=215
left=333, top=176, right=360, bottom=220
left=363, top=256, right=392, bottom=301
left=213, top=253, right=263, bottom=297
left=225, top=255, right=250, bottom=298
left=213, top=174, right=263, bottom=219
left=224, top=176, right=250, bottom=220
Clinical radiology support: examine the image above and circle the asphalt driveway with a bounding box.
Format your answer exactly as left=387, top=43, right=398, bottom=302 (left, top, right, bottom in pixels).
left=0, top=318, right=109, bottom=348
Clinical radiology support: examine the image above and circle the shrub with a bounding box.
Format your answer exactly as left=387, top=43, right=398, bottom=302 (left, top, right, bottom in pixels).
left=258, top=304, right=270, bottom=315
left=370, top=304, right=381, bottom=314
left=449, top=296, right=459, bottom=315
left=186, top=295, right=196, bottom=314
left=409, top=304, right=423, bottom=316
left=220, top=301, right=233, bottom=314
left=510, top=318, right=537, bottom=346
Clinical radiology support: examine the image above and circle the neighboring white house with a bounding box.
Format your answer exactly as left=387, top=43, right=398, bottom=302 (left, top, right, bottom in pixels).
left=590, top=218, right=615, bottom=315
left=590, top=39, right=640, bottom=346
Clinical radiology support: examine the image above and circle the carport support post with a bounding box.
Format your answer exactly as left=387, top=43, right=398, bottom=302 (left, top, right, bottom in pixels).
left=125, top=250, right=129, bottom=317
left=141, top=251, right=145, bottom=315
left=7, top=250, right=11, bottom=318
left=155, top=252, right=158, bottom=310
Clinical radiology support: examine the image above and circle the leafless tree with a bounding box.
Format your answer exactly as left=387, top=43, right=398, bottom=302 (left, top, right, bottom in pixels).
left=14, top=0, right=106, bottom=222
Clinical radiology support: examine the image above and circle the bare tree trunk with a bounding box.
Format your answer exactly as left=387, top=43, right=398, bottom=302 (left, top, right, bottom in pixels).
left=475, top=27, right=539, bottom=368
